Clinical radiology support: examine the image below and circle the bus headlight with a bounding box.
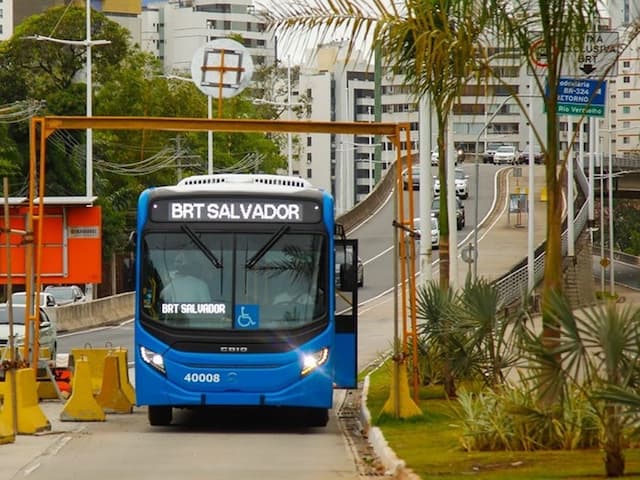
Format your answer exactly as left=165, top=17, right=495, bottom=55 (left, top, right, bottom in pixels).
left=140, top=346, right=165, bottom=374
left=301, top=347, right=329, bottom=377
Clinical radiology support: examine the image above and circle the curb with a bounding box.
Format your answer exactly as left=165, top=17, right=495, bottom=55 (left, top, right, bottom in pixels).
left=360, top=375, right=421, bottom=480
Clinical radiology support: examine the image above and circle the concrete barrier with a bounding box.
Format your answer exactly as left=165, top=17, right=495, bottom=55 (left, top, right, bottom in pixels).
left=56, top=292, right=134, bottom=333
left=337, top=160, right=397, bottom=232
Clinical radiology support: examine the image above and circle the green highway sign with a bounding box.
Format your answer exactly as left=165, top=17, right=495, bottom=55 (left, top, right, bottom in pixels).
left=555, top=77, right=606, bottom=117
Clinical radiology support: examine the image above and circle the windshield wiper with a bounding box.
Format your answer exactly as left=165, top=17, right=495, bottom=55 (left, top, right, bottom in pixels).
left=245, top=225, right=290, bottom=269
left=180, top=225, right=222, bottom=268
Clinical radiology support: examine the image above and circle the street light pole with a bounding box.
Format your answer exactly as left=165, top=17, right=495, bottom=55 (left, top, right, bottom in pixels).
left=86, top=5, right=93, bottom=198
left=287, top=57, right=293, bottom=176
left=25, top=32, right=110, bottom=195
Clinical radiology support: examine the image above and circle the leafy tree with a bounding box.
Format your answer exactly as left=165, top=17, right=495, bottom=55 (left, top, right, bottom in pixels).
left=1, top=6, right=130, bottom=98
left=0, top=6, right=133, bottom=199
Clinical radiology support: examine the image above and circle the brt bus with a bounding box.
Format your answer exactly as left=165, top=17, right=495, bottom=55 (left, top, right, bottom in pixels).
left=134, top=174, right=358, bottom=427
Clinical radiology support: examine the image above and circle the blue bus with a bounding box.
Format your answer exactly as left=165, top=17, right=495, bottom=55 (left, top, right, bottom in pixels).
left=134, top=174, right=358, bottom=427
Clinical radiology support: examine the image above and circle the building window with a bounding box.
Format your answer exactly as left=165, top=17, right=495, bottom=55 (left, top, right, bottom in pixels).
left=623, top=137, right=630, bottom=144
left=307, top=137, right=312, bottom=146
left=623, top=76, right=630, bottom=83
left=623, top=60, right=631, bottom=68
left=307, top=168, right=312, bottom=177
left=623, top=106, right=631, bottom=114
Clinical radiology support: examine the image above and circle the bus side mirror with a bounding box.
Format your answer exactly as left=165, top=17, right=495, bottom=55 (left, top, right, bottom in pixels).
left=339, top=263, right=356, bottom=292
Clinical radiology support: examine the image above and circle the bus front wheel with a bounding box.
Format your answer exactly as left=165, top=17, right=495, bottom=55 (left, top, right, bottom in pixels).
left=148, top=406, right=172, bottom=426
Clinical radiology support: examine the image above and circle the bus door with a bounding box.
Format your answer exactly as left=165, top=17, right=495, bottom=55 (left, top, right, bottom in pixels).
left=333, top=237, right=358, bottom=389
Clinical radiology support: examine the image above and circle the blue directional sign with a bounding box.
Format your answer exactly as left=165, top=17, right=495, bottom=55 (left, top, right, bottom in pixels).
left=556, top=77, right=606, bottom=117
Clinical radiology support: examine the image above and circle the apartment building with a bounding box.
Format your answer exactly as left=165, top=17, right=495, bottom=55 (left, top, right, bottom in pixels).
left=140, top=0, right=274, bottom=72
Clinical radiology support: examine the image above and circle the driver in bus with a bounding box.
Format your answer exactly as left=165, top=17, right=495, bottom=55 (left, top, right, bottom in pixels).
left=160, top=251, right=211, bottom=303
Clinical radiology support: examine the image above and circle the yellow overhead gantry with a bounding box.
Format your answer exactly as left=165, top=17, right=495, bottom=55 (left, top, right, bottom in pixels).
left=27, top=116, right=421, bottom=415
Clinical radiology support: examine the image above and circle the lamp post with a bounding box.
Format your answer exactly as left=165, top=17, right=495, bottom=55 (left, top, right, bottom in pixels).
left=473, top=96, right=515, bottom=280
left=26, top=26, right=110, bottom=197
left=597, top=125, right=638, bottom=296
left=162, top=74, right=213, bottom=174
left=26, top=6, right=110, bottom=302
left=252, top=97, right=303, bottom=175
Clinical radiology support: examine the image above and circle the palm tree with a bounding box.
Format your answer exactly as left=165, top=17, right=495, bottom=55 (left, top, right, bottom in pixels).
left=520, top=291, right=640, bottom=477
left=262, top=0, right=490, bottom=290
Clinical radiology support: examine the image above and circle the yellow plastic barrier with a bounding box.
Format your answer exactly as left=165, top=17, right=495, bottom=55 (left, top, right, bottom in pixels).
left=15, top=368, right=51, bottom=434
left=540, top=185, right=548, bottom=202
left=71, top=348, right=111, bottom=395
left=0, top=371, right=16, bottom=444
left=60, top=359, right=105, bottom=422
left=96, top=355, right=133, bottom=414
left=108, top=348, right=135, bottom=405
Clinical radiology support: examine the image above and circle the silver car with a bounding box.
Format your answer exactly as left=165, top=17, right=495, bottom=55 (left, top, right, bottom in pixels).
left=44, top=285, right=86, bottom=306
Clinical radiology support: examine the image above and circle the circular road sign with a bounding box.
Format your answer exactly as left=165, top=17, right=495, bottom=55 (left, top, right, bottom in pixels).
left=190, top=38, right=254, bottom=98
left=530, top=39, right=548, bottom=68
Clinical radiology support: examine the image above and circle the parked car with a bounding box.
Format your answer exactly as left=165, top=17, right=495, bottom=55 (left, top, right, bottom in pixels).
left=433, top=168, right=469, bottom=199
left=44, top=285, right=86, bottom=306
left=493, top=145, right=518, bottom=165
left=517, top=149, right=544, bottom=164
left=0, top=304, right=57, bottom=358
left=335, top=246, right=364, bottom=289
left=431, top=196, right=465, bottom=230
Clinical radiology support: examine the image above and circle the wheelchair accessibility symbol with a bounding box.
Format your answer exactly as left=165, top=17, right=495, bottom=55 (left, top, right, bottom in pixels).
left=234, top=304, right=259, bottom=329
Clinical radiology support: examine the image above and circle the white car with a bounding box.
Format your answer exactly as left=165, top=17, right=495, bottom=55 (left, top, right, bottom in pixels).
left=404, top=217, right=439, bottom=250
left=12, top=291, right=58, bottom=308
left=11, top=291, right=58, bottom=335
left=429, top=216, right=440, bottom=249
left=432, top=169, right=469, bottom=199
left=0, top=304, right=57, bottom=358
left=493, top=145, right=517, bottom=165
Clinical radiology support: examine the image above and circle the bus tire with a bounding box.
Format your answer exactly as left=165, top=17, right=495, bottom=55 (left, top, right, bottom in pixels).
left=148, top=406, right=172, bottom=426
left=304, top=407, right=329, bottom=427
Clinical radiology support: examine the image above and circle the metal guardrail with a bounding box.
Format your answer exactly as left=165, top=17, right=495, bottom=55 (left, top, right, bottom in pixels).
left=492, top=161, right=590, bottom=307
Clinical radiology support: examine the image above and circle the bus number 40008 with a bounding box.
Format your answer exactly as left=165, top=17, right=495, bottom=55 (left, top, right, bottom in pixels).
left=183, top=373, right=221, bottom=383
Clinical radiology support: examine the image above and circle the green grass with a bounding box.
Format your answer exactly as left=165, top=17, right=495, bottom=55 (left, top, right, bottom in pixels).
left=366, top=363, right=640, bottom=479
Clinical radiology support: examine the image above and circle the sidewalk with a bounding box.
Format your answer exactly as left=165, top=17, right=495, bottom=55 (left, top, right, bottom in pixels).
left=460, top=165, right=547, bottom=283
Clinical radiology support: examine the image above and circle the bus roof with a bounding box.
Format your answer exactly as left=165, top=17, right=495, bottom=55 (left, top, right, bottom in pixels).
left=177, top=174, right=313, bottom=193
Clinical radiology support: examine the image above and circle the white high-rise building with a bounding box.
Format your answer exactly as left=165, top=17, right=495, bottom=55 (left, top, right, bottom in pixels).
left=140, top=0, right=275, bottom=73
left=0, top=1, right=13, bottom=41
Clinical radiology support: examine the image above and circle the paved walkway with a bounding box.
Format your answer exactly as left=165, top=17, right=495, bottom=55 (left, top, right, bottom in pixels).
left=461, top=165, right=547, bottom=283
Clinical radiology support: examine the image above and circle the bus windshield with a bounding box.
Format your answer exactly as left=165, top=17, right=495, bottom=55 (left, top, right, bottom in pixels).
left=141, top=230, right=327, bottom=331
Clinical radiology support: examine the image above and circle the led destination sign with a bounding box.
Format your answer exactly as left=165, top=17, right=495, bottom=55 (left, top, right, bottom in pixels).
left=151, top=198, right=322, bottom=223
